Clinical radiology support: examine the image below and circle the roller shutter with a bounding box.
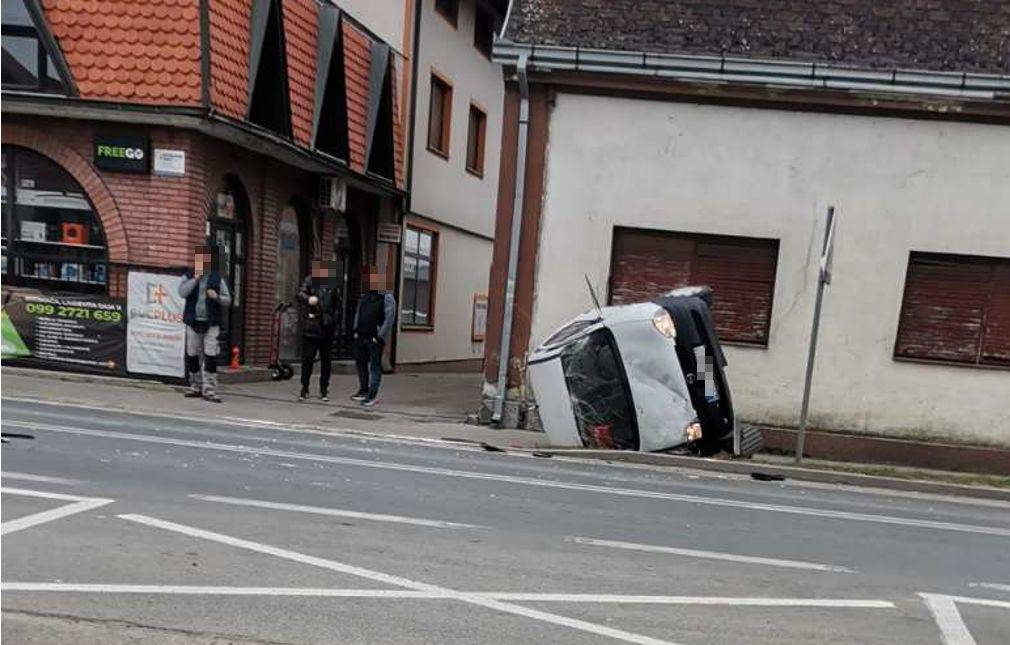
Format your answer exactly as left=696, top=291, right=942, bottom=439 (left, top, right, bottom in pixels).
left=609, top=227, right=779, bottom=345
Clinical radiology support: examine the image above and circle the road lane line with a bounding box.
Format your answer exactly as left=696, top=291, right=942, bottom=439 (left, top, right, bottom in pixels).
left=1, top=487, right=114, bottom=536
left=479, top=594, right=893, bottom=607
left=1, top=583, right=444, bottom=598
left=566, top=537, right=854, bottom=573
left=118, top=513, right=682, bottom=645
left=0, top=472, right=81, bottom=485
left=190, top=494, right=484, bottom=529
left=968, top=582, right=1010, bottom=593
left=0, top=583, right=894, bottom=608
left=16, top=421, right=1010, bottom=538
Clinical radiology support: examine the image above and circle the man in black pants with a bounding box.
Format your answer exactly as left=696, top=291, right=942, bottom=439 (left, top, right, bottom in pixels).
left=297, top=259, right=340, bottom=401
left=352, top=266, right=396, bottom=407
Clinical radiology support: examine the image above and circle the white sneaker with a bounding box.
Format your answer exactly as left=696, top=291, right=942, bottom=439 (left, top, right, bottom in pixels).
left=362, top=398, right=378, bottom=408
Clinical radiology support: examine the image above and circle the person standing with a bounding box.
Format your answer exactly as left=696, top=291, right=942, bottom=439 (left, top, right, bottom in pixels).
left=297, top=259, right=341, bottom=401
left=351, top=267, right=396, bottom=407
left=179, top=244, right=231, bottom=403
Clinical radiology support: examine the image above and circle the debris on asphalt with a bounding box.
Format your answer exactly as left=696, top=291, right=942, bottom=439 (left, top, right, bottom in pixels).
left=751, top=472, right=786, bottom=482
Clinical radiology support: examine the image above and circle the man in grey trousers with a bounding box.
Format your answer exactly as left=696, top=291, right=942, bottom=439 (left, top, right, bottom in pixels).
left=178, top=244, right=232, bottom=402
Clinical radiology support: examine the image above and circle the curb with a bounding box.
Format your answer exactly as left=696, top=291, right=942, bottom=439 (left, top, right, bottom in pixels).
left=2, top=366, right=183, bottom=392
left=534, top=449, right=1010, bottom=502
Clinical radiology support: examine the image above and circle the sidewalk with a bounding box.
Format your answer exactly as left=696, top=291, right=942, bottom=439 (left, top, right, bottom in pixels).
left=3, top=366, right=1008, bottom=501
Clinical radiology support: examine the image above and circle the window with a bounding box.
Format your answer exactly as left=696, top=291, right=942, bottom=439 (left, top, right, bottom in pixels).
left=401, top=226, right=437, bottom=327
left=427, top=73, right=452, bottom=158
left=465, top=103, right=487, bottom=177
left=434, top=0, right=459, bottom=27
left=1, top=0, right=68, bottom=94
left=312, top=6, right=349, bottom=160
left=365, top=43, right=395, bottom=179
left=895, top=252, right=1010, bottom=367
left=609, top=227, right=779, bottom=345
left=247, top=0, right=292, bottom=137
left=2, top=146, right=108, bottom=293
left=474, top=5, right=495, bottom=58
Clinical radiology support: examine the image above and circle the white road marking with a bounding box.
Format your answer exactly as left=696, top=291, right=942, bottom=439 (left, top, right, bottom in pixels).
left=118, top=513, right=682, bottom=645
left=1, top=487, right=113, bottom=536
left=480, top=594, right=894, bottom=607
left=919, top=593, right=1010, bottom=645
left=19, top=421, right=1010, bottom=539
left=968, top=582, right=1010, bottom=593
left=0, top=583, right=894, bottom=608
left=566, top=536, right=854, bottom=573
left=190, top=494, right=484, bottom=529
left=0, top=583, right=442, bottom=598
left=0, top=472, right=80, bottom=485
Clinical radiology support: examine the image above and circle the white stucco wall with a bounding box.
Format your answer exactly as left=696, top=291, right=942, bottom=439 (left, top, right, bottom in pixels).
left=531, top=92, right=1010, bottom=446
left=337, top=0, right=408, bottom=54
left=397, top=220, right=490, bottom=365
left=409, top=0, right=504, bottom=238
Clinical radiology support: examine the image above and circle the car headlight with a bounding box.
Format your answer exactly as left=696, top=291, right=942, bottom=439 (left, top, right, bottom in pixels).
left=685, top=421, right=703, bottom=442
left=651, top=309, right=676, bottom=339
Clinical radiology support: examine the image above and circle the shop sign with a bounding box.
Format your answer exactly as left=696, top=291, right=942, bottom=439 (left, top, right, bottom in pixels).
left=153, top=149, right=186, bottom=177
left=1, top=292, right=126, bottom=375
left=94, top=135, right=150, bottom=173
left=377, top=222, right=402, bottom=244
left=126, top=271, right=185, bottom=377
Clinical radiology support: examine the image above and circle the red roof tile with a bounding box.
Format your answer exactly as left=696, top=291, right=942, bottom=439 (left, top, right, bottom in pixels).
left=209, top=0, right=250, bottom=120
left=283, top=0, right=317, bottom=147
left=42, top=0, right=201, bottom=104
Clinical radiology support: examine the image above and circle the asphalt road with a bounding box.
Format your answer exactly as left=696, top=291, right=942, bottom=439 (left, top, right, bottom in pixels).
left=2, top=397, right=1009, bottom=644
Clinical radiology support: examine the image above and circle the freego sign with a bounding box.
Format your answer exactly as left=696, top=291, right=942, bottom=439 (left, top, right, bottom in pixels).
left=94, top=135, right=150, bottom=173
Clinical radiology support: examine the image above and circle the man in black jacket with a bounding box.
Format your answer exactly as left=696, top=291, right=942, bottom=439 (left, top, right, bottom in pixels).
left=352, top=266, right=396, bottom=407
left=297, top=259, right=341, bottom=401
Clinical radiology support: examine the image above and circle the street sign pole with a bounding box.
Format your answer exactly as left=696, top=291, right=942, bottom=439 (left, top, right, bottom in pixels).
left=795, top=206, right=836, bottom=464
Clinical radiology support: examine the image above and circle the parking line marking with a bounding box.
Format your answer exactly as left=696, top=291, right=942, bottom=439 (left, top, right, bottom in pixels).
left=566, top=537, right=854, bottom=573
left=117, top=513, right=682, bottom=645
left=17, top=421, right=1010, bottom=538
left=190, top=494, right=484, bottom=529
left=0, top=583, right=895, bottom=608
left=0, top=473, right=81, bottom=485
left=968, top=582, right=1010, bottom=593
left=1, top=488, right=113, bottom=536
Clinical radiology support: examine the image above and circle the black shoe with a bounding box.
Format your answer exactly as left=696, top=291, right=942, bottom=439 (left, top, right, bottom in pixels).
left=320, top=391, right=329, bottom=402
left=350, top=392, right=367, bottom=401
left=204, top=394, right=223, bottom=403
left=298, top=389, right=308, bottom=401
left=184, top=390, right=203, bottom=398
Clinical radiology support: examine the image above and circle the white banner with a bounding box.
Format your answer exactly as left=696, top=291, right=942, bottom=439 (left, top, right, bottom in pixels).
left=127, top=272, right=185, bottom=377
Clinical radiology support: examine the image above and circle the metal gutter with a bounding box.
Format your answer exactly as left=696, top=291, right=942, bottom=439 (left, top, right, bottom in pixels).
left=492, top=42, right=1010, bottom=101
left=492, top=52, right=530, bottom=425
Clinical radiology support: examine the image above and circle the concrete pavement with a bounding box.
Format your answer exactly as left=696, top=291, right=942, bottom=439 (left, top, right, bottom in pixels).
left=3, top=398, right=1010, bottom=643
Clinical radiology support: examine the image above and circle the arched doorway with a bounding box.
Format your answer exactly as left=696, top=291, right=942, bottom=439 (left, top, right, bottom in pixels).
left=1, top=145, right=109, bottom=293
left=275, top=200, right=311, bottom=361
left=207, top=176, right=250, bottom=358
left=332, top=211, right=361, bottom=360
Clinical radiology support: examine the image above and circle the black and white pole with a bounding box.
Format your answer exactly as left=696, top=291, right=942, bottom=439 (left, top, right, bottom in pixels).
left=795, top=206, right=836, bottom=464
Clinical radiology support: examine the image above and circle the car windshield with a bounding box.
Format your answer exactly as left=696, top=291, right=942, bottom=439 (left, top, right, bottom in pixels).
left=560, top=328, right=638, bottom=450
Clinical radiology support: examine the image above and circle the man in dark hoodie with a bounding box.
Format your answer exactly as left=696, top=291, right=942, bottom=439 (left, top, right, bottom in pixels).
left=351, top=266, right=396, bottom=407
left=178, top=244, right=231, bottom=402
left=297, top=258, right=341, bottom=401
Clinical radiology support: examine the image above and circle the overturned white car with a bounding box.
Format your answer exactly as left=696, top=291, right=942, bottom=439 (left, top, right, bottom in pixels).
left=528, top=287, right=758, bottom=455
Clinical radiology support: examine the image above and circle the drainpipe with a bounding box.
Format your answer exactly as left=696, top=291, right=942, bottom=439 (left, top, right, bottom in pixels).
left=492, top=52, right=530, bottom=425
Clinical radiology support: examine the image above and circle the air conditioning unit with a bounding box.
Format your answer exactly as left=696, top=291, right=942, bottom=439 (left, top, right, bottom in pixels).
left=317, top=176, right=347, bottom=212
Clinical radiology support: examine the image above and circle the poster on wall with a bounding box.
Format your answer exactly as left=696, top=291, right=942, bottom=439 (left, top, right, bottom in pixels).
left=1, top=292, right=126, bottom=375
left=126, top=272, right=185, bottom=377
left=472, top=294, right=488, bottom=342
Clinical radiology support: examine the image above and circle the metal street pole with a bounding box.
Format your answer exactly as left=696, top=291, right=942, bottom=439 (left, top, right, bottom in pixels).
left=795, top=206, right=836, bottom=464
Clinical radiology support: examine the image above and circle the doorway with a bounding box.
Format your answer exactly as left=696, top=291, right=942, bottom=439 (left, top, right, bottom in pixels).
left=275, top=201, right=311, bottom=361
left=332, top=212, right=360, bottom=360
left=208, top=176, right=250, bottom=359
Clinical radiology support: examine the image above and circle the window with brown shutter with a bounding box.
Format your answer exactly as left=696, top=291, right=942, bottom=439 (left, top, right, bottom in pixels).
left=895, top=252, right=1010, bottom=367
left=427, top=72, right=452, bottom=158
left=465, top=103, right=486, bottom=177
left=609, top=227, right=779, bottom=345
